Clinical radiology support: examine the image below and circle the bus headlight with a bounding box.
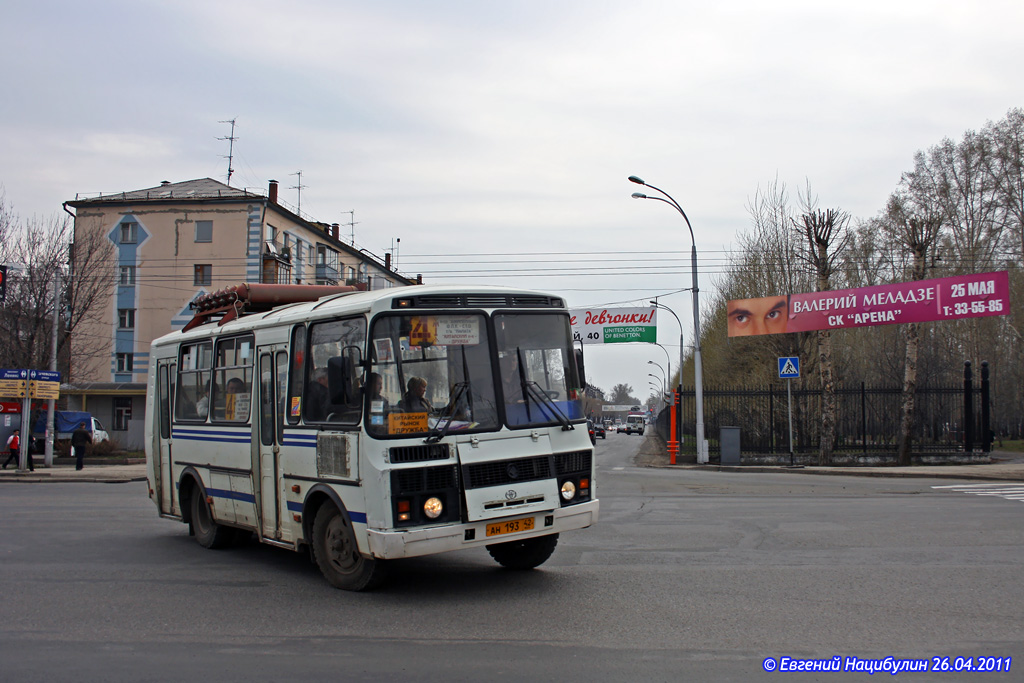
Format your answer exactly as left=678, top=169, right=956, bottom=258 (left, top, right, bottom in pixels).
left=423, top=496, right=444, bottom=519
left=560, top=480, right=576, bottom=501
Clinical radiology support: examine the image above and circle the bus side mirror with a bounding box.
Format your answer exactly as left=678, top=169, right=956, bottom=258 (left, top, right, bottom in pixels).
left=327, top=353, right=359, bottom=405
left=574, top=348, right=587, bottom=389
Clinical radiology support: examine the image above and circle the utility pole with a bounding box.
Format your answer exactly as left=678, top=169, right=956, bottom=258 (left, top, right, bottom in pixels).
left=44, top=271, right=60, bottom=467
left=217, top=118, right=238, bottom=186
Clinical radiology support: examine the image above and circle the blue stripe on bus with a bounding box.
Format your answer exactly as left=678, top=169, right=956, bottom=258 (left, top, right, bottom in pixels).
left=206, top=487, right=256, bottom=504
left=281, top=432, right=317, bottom=448
left=286, top=500, right=366, bottom=524
left=173, top=429, right=252, bottom=444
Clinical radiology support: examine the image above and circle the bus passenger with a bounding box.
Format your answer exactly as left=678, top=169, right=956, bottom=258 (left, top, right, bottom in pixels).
left=195, top=387, right=210, bottom=418
left=367, top=372, right=389, bottom=413
left=305, top=368, right=332, bottom=421
left=400, top=377, right=433, bottom=414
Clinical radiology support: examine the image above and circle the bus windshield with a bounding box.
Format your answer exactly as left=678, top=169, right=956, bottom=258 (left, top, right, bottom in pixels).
left=366, top=311, right=584, bottom=437
left=367, top=313, right=500, bottom=437
left=493, top=312, right=584, bottom=428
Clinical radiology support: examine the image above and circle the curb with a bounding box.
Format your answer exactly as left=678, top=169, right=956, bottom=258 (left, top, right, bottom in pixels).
left=660, top=463, right=1024, bottom=482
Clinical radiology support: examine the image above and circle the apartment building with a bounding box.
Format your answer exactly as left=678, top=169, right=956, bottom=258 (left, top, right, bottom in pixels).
left=64, top=177, right=416, bottom=448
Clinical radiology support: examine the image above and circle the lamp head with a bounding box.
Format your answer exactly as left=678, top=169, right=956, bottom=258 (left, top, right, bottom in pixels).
left=628, top=175, right=646, bottom=185
left=631, top=192, right=647, bottom=199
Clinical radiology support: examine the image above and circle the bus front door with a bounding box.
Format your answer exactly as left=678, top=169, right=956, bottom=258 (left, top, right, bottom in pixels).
left=255, top=348, right=288, bottom=540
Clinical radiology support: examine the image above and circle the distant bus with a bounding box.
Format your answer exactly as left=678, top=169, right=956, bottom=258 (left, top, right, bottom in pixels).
left=144, top=283, right=598, bottom=590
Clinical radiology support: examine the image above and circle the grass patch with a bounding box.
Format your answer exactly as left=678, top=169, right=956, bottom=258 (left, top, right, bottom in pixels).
left=994, top=439, right=1024, bottom=452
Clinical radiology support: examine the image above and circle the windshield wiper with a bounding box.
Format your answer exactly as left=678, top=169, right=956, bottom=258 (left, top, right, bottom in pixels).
left=425, top=381, right=469, bottom=444
left=523, top=380, right=574, bottom=431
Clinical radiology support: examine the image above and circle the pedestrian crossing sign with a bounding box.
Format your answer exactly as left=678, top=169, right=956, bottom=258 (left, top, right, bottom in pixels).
left=778, top=357, right=800, bottom=378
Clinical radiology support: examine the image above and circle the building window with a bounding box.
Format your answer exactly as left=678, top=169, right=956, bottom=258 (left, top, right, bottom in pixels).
left=120, top=221, right=138, bottom=244
left=116, top=353, right=134, bottom=373
left=119, top=265, right=136, bottom=285
left=118, top=308, right=135, bottom=329
left=194, top=264, right=212, bottom=286
left=195, top=220, right=213, bottom=243
left=113, top=397, right=132, bottom=431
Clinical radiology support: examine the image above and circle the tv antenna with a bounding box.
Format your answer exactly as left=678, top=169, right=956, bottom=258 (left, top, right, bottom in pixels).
left=343, top=210, right=360, bottom=245
left=290, top=170, right=306, bottom=215
left=217, top=118, right=238, bottom=186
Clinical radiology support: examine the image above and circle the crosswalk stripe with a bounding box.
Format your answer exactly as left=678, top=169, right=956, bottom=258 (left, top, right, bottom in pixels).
left=932, top=482, right=1024, bottom=503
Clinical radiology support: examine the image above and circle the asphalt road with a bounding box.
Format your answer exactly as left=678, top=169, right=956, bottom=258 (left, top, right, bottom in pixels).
left=1, top=433, right=1021, bottom=681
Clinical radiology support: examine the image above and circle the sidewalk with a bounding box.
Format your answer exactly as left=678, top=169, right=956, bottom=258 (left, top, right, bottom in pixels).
left=0, top=459, right=147, bottom=483
left=635, top=435, right=1024, bottom=481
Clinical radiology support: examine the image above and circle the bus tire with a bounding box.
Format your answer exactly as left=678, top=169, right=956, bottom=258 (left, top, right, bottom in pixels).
left=311, top=504, right=384, bottom=591
left=190, top=489, right=234, bottom=549
left=486, top=533, right=559, bottom=570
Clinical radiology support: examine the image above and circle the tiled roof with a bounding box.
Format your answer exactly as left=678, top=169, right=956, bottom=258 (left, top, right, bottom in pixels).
left=70, top=178, right=263, bottom=204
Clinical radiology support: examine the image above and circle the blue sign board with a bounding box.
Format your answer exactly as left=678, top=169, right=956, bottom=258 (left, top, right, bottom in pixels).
left=30, top=370, right=61, bottom=382
left=778, top=357, right=800, bottom=379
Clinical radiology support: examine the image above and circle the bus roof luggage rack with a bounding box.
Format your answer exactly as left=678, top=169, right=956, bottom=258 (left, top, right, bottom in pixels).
left=183, top=282, right=361, bottom=332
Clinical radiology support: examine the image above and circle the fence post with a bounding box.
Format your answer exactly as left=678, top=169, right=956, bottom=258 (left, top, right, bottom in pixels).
left=861, top=381, right=867, bottom=456
left=981, top=360, right=991, bottom=453
left=963, top=361, right=973, bottom=453
left=769, top=384, right=774, bottom=454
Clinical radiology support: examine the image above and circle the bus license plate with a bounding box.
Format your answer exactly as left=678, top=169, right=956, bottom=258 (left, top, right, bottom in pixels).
left=486, top=517, right=535, bottom=537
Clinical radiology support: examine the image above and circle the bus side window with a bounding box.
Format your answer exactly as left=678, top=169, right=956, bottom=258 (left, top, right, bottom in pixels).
left=287, top=325, right=306, bottom=425
left=305, top=317, right=365, bottom=425
left=176, top=341, right=212, bottom=422
left=213, top=335, right=254, bottom=422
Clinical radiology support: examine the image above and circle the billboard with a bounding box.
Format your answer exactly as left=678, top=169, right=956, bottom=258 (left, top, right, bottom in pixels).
left=727, top=271, right=1010, bottom=337
left=569, top=307, right=657, bottom=344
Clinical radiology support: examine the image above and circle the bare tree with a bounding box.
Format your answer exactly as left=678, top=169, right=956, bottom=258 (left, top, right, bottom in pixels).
left=793, top=199, right=850, bottom=465
left=0, top=194, right=114, bottom=383
left=982, top=108, right=1024, bottom=260
left=885, top=195, right=944, bottom=465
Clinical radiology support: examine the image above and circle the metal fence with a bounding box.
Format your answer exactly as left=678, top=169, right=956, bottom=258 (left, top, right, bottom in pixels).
left=658, top=378, right=989, bottom=457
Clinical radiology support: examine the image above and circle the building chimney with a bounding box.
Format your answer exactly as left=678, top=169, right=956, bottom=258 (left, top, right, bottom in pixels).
left=385, top=252, right=391, bottom=270
left=268, top=179, right=279, bottom=204
left=330, top=223, right=339, bottom=240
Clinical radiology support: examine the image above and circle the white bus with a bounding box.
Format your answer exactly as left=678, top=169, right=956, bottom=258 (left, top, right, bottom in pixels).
left=144, top=283, right=598, bottom=590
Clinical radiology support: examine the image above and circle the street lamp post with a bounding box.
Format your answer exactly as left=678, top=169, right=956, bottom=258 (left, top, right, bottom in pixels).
left=648, top=373, right=665, bottom=402
left=630, top=175, right=708, bottom=464
left=647, top=360, right=666, bottom=394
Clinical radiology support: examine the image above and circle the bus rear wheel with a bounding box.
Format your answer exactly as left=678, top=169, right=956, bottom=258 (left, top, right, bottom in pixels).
left=311, top=504, right=384, bottom=591
left=486, top=533, right=559, bottom=570
left=190, top=489, right=234, bottom=549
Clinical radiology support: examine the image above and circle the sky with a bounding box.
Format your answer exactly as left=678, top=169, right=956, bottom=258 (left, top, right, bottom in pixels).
left=2, top=0, right=1023, bottom=404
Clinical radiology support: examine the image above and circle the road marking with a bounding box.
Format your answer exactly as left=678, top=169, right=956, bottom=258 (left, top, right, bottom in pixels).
left=931, top=483, right=1024, bottom=503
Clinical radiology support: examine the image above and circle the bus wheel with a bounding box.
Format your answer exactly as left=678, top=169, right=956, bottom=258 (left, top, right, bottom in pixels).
left=486, top=533, right=559, bottom=570
left=312, top=504, right=384, bottom=591
left=190, top=490, right=234, bottom=549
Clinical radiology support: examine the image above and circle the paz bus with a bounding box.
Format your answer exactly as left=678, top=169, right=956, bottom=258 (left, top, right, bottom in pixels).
left=144, top=283, right=598, bottom=590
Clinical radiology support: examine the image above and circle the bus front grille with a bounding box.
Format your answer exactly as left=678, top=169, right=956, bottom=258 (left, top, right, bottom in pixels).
left=554, top=450, right=592, bottom=475
left=463, top=455, right=551, bottom=489
left=390, top=444, right=450, bottom=463
left=394, top=465, right=459, bottom=494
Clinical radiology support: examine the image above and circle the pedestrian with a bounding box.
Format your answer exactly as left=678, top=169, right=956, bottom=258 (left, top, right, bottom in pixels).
left=72, top=421, right=92, bottom=471
left=3, top=429, right=22, bottom=470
